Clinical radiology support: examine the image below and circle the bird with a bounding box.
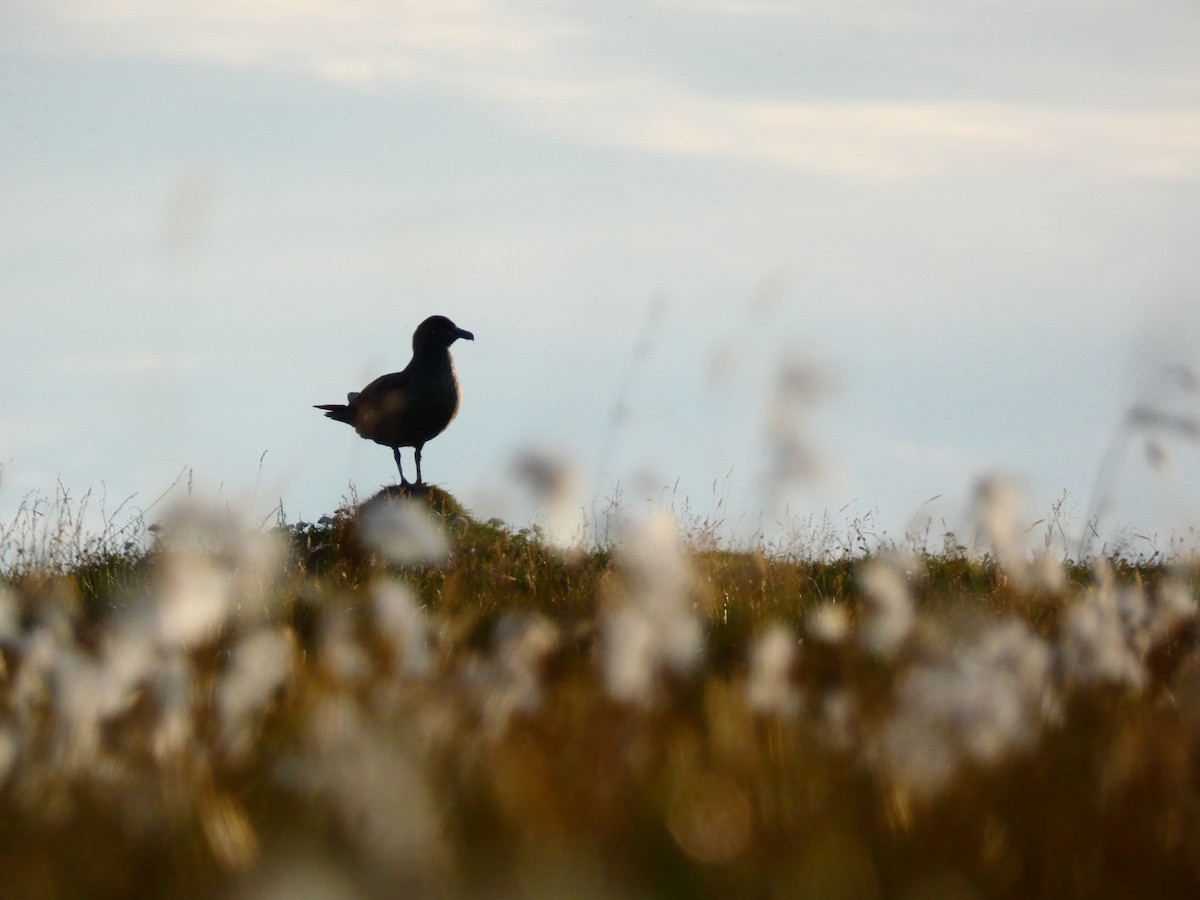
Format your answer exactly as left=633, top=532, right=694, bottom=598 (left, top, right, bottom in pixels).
left=315, top=315, right=474, bottom=486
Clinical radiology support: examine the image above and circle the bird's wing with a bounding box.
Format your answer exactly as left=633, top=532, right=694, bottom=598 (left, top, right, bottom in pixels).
left=351, top=370, right=413, bottom=438
left=358, top=370, right=412, bottom=406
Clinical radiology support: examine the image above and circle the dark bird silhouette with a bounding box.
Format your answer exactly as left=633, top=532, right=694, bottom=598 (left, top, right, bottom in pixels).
left=315, top=315, right=474, bottom=486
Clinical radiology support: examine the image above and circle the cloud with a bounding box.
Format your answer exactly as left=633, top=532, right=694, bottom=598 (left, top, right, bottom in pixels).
left=54, top=351, right=206, bottom=378
left=536, top=91, right=1200, bottom=181
left=10, top=1, right=1199, bottom=182
left=10, top=0, right=578, bottom=75
left=0, top=418, right=63, bottom=456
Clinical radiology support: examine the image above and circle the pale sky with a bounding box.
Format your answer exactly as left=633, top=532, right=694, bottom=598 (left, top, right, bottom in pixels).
left=3, top=0, right=1199, bottom=556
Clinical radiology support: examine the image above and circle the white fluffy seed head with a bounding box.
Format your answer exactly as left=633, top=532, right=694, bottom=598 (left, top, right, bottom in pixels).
left=858, top=558, right=915, bottom=657
left=1059, top=583, right=1149, bottom=690
left=763, top=353, right=828, bottom=491
left=218, top=627, right=295, bottom=761
left=601, top=510, right=703, bottom=706
left=359, top=498, right=448, bottom=567
left=371, top=579, right=433, bottom=678
left=145, top=502, right=288, bottom=650
left=875, top=620, right=1052, bottom=798
left=746, top=624, right=800, bottom=716
left=806, top=602, right=849, bottom=645
left=971, top=475, right=1025, bottom=562
left=603, top=605, right=660, bottom=707
left=156, top=550, right=231, bottom=648
left=466, top=612, right=561, bottom=737
left=511, top=451, right=586, bottom=551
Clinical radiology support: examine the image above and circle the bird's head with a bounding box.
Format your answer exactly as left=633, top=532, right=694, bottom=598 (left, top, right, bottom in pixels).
left=414, top=315, right=474, bottom=351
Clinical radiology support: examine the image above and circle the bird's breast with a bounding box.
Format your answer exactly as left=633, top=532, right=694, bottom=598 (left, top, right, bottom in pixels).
left=420, top=364, right=461, bottom=424
left=361, top=359, right=460, bottom=449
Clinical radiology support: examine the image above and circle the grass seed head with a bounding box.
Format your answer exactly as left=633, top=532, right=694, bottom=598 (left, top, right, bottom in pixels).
left=218, top=627, right=296, bottom=762
left=512, top=451, right=586, bottom=552
left=806, top=601, right=850, bottom=645
left=601, top=510, right=702, bottom=706
left=1059, top=581, right=1150, bottom=689
left=359, top=498, right=449, bottom=568
left=858, top=557, right=915, bottom=657
left=746, top=623, right=801, bottom=716
left=876, top=620, right=1052, bottom=798
left=465, top=611, right=560, bottom=736
left=370, top=579, right=434, bottom=679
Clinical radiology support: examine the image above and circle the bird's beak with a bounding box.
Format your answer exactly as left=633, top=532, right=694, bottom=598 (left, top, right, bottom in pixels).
left=456, top=328, right=475, bottom=342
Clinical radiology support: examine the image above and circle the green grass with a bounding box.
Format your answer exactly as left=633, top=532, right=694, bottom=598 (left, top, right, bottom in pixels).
left=0, top=484, right=1198, bottom=898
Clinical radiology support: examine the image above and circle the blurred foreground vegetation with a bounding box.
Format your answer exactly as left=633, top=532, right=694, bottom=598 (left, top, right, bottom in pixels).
left=1, top=485, right=1200, bottom=898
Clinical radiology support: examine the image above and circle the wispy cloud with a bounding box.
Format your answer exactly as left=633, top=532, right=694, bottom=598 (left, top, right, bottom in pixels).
left=0, top=418, right=63, bottom=456
left=12, top=0, right=1200, bottom=182
left=526, top=89, right=1200, bottom=181
left=54, top=351, right=205, bottom=378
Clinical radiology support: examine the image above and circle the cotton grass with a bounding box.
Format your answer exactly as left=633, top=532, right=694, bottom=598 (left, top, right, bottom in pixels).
left=0, top=483, right=1198, bottom=897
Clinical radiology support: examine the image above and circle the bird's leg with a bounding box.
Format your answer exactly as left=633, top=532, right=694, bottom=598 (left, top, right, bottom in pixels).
left=414, top=444, right=424, bottom=485
left=392, top=447, right=410, bottom=486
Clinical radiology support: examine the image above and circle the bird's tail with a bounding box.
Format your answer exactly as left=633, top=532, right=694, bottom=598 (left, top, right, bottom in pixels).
left=314, top=403, right=353, bottom=425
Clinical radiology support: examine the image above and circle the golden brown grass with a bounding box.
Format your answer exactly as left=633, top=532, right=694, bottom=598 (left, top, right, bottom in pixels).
left=1, top=485, right=1198, bottom=898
